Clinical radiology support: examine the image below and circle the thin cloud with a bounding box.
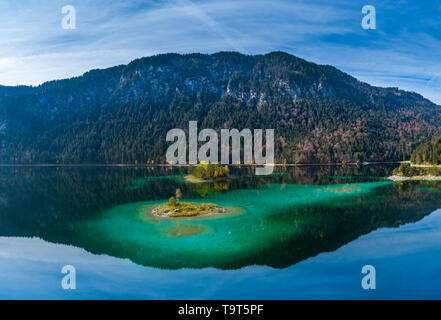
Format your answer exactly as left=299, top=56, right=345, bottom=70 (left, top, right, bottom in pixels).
left=0, top=0, right=439, bottom=104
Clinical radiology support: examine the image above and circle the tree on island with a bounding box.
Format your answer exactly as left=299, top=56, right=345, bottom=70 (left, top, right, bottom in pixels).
left=168, top=189, right=182, bottom=207
left=155, top=186, right=224, bottom=217
left=168, top=196, right=176, bottom=206
left=176, top=188, right=182, bottom=202
left=189, top=161, right=229, bottom=180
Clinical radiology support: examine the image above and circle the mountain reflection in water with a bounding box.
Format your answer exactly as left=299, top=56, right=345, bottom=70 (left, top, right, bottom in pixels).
left=0, top=165, right=440, bottom=270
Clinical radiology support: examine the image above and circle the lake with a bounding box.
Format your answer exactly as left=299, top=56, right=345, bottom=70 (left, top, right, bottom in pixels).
left=0, top=165, right=440, bottom=299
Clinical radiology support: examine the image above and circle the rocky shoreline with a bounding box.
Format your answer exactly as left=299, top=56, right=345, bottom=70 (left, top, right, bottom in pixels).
left=151, top=202, right=225, bottom=217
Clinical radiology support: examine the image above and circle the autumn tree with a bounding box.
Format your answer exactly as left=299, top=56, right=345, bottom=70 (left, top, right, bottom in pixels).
left=175, top=189, right=182, bottom=202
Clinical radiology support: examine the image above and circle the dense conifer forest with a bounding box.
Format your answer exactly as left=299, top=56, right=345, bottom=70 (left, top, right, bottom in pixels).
left=411, top=135, right=441, bottom=165
left=1, top=52, right=440, bottom=164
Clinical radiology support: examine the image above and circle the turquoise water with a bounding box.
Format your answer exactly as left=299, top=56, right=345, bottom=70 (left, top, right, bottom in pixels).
left=0, top=165, right=440, bottom=298
left=73, top=181, right=391, bottom=269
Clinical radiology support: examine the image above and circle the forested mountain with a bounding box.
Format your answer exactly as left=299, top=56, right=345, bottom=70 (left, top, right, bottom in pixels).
left=411, top=135, right=441, bottom=165
left=0, top=51, right=440, bottom=164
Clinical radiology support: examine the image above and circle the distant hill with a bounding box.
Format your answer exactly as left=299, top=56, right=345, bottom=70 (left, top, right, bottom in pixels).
left=0, top=51, right=440, bottom=164
left=411, top=135, right=441, bottom=165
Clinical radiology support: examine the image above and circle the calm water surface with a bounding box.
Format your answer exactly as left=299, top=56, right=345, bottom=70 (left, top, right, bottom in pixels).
left=0, top=165, right=440, bottom=299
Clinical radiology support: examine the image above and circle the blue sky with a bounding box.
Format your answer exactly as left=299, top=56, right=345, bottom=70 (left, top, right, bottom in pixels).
left=1, top=0, right=440, bottom=104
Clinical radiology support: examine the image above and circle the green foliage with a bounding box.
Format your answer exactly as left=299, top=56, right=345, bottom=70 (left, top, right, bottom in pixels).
left=394, top=136, right=441, bottom=177
left=393, top=163, right=411, bottom=176
left=175, top=188, right=182, bottom=202
left=168, top=196, right=176, bottom=206
left=411, top=135, right=441, bottom=165
left=429, top=165, right=441, bottom=176
left=189, top=162, right=229, bottom=180
left=393, top=162, right=441, bottom=177
left=153, top=202, right=222, bottom=217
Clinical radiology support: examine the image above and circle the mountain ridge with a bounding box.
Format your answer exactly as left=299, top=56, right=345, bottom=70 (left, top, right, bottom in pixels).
left=0, top=51, right=440, bottom=164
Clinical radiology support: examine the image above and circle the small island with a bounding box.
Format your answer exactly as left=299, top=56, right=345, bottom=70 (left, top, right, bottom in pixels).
left=186, top=161, right=229, bottom=183
left=152, top=188, right=225, bottom=217
left=389, top=136, right=441, bottom=181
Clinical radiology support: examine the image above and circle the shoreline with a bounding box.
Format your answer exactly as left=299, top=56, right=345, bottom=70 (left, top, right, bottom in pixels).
left=0, top=162, right=403, bottom=167
left=408, top=164, right=441, bottom=168
left=184, top=175, right=229, bottom=183
left=388, top=175, right=441, bottom=182
left=142, top=203, right=245, bottom=221
left=152, top=203, right=225, bottom=218
left=149, top=201, right=230, bottom=218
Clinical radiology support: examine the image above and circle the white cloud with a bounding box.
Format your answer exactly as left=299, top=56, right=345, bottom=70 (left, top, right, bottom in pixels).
left=0, top=0, right=439, bottom=104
